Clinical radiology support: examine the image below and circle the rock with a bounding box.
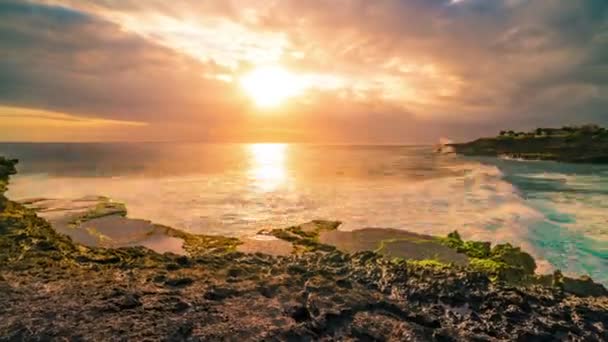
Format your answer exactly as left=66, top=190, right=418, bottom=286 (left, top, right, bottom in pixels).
left=166, top=263, right=180, bottom=271
left=227, top=266, right=245, bottom=278
left=116, top=294, right=142, bottom=310
left=320, top=228, right=469, bottom=266
left=152, top=274, right=167, bottom=283
left=490, top=244, right=536, bottom=275
left=236, top=235, right=294, bottom=256
left=203, top=286, right=238, bottom=301
left=175, top=255, right=191, bottom=266
left=164, top=277, right=194, bottom=288
left=286, top=304, right=311, bottom=322
left=562, top=275, right=608, bottom=297
left=336, top=278, right=352, bottom=289
left=172, top=300, right=191, bottom=313
left=168, top=322, right=194, bottom=341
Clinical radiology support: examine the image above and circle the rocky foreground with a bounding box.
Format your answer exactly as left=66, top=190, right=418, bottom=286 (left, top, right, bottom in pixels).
left=1, top=157, right=608, bottom=341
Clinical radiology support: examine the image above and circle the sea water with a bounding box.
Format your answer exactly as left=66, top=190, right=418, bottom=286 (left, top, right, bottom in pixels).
left=1, top=143, right=607, bottom=284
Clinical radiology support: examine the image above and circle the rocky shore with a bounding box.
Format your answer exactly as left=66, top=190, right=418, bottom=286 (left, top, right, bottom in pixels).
left=447, top=125, right=608, bottom=163
left=1, top=157, right=608, bottom=341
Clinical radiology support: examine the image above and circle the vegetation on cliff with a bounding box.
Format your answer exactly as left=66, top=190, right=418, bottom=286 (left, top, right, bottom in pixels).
left=450, top=124, right=608, bottom=163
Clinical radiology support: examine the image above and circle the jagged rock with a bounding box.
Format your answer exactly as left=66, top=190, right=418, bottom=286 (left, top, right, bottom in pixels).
left=203, top=286, right=239, bottom=301
left=164, top=277, right=194, bottom=288
left=562, top=275, right=608, bottom=297
left=115, top=294, right=142, bottom=310
left=490, top=244, right=536, bottom=275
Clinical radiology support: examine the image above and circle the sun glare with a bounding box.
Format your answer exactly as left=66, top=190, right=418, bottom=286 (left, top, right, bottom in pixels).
left=248, top=143, right=288, bottom=192
left=240, top=66, right=306, bottom=108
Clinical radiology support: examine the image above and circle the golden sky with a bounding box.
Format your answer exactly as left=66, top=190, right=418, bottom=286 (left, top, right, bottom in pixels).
left=1, top=0, right=607, bottom=142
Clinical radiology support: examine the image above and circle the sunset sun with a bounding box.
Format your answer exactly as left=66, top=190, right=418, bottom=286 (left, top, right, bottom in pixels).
left=239, top=66, right=305, bottom=108
left=3, top=0, right=608, bottom=338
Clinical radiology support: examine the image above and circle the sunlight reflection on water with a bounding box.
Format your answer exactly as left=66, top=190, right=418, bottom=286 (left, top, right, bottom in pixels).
left=248, top=143, right=288, bottom=192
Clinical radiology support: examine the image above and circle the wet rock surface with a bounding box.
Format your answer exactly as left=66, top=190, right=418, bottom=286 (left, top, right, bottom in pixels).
left=1, top=157, right=608, bottom=341
left=20, top=196, right=188, bottom=255
left=236, top=235, right=294, bottom=256
left=320, top=228, right=469, bottom=266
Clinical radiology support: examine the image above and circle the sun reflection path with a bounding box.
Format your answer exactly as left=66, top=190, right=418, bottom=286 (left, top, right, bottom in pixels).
left=248, top=143, right=288, bottom=192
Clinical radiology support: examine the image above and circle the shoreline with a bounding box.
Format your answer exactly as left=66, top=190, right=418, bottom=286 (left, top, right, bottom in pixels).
left=4, top=156, right=608, bottom=290
left=2, top=157, right=608, bottom=340
left=15, top=195, right=573, bottom=284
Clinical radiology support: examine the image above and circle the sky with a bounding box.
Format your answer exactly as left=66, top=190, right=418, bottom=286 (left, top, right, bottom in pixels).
left=1, top=0, right=607, bottom=143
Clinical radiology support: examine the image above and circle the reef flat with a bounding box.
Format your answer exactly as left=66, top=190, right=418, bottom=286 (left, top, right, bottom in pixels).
left=1, top=157, right=608, bottom=341
left=448, top=125, right=608, bottom=163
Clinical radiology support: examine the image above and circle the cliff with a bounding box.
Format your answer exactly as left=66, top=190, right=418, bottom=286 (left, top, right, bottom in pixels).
left=450, top=125, right=608, bottom=163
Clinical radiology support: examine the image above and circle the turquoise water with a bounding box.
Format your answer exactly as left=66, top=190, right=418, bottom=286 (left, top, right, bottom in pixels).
left=478, top=157, right=608, bottom=284
left=1, top=143, right=607, bottom=284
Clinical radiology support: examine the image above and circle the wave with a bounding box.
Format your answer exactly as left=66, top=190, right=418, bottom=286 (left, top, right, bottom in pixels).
left=519, top=172, right=571, bottom=180
left=498, top=154, right=544, bottom=162
left=3, top=159, right=580, bottom=277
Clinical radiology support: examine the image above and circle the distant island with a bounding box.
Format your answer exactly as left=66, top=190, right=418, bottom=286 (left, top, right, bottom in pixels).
left=448, top=124, right=608, bottom=163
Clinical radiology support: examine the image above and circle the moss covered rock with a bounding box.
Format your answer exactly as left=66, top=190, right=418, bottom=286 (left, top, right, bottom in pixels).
left=442, top=231, right=491, bottom=258
left=439, top=231, right=537, bottom=283
left=264, top=220, right=340, bottom=253
left=490, top=243, right=536, bottom=275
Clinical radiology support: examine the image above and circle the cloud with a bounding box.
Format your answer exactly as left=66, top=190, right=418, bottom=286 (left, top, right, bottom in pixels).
left=0, top=106, right=146, bottom=126
left=0, top=0, right=248, bottom=124
left=1, top=0, right=608, bottom=142
left=0, top=105, right=150, bottom=142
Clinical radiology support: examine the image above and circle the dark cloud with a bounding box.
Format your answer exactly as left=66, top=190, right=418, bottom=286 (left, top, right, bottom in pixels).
left=264, top=0, right=608, bottom=129
left=0, top=0, right=247, bottom=126
left=1, top=0, right=608, bottom=142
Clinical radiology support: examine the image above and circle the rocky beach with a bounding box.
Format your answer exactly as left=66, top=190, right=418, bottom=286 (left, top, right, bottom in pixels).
left=1, top=156, right=608, bottom=341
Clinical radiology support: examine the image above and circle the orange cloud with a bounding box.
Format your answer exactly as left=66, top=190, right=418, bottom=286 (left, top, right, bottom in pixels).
left=2, top=0, right=608, bottom=142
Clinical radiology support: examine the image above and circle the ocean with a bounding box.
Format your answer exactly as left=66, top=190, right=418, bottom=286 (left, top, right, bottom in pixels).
left=1, top=142, right=607, bottom=284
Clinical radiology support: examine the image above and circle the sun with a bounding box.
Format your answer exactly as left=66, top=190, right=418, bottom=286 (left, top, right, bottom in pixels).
left=240, top=66, right=306, bottom=108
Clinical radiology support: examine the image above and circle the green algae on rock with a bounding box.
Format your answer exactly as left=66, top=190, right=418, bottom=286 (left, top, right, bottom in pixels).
left=438, top=230, right=538, bottom=283
left=264, top=222, right=606, bottom=295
